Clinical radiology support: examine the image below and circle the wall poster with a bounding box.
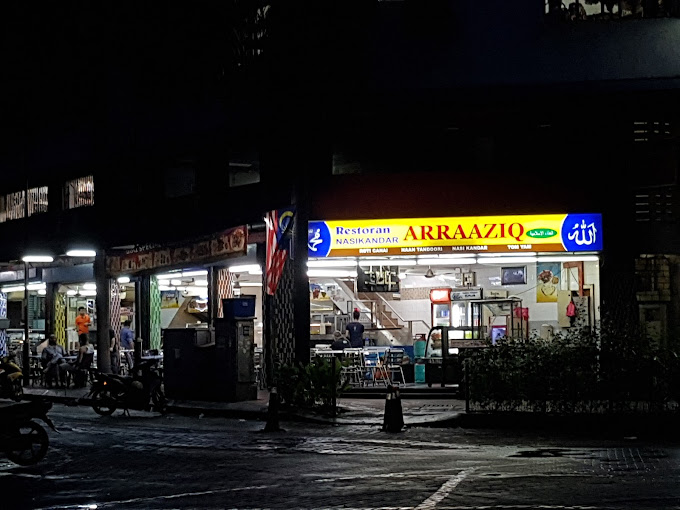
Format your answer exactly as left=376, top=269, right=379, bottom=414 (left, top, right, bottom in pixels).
left=536, top=262, right=560, bottom=303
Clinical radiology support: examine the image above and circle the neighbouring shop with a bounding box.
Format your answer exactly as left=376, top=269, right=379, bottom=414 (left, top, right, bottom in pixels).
left=307, top=213, right=603, bottom=348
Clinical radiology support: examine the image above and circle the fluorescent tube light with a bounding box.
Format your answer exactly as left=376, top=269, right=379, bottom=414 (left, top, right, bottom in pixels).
left=66, top=289, right=77, bottom=296
left=22, top=255, right=53, bottom=263
left=181, top=270, right=208, bottom=277
left=37, top=289, right=47, bottom=295
left=240, top=282, right=263, bottom=287
left=26, top=282, right=46, bottom=290
left=307, top=269, right=358, bottom=278
left=228, top=264, right=261, bottom=273
left=82, top=283, right=96, bottom=290
left=477, top=257, right=537, bottom=264
left=249, top=268, right=263, bottom=275
left=2, top=285, right=24, bottom=292
left=194, top=280, right=209, bottom=286
left=170, top=279, right=182, bottom=286
left=158, top=285, right=175, bottom=292
left=537, top=255, right=599, bottom=262
left=79, top=290, right=97, bottom=296
left=416, top=258, right=476, bottom=265
left=434, top=254, right=477, bottom=259
left=117, top=276, right=131, bottom=284
left=156, top=273, right=178, bottom=280
left=308, top=259, right=358, bottom=268
left=66, top=250, right=96, bottom=257
left=477, top=252, right=537, bottom=257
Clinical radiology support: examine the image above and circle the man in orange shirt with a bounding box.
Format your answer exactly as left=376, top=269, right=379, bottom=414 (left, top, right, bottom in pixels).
left=75, top=307, right=91, bottom=345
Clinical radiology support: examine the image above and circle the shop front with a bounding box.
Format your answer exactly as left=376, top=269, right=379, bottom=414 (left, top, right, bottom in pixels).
left=307, top=213, right=603, bottom=351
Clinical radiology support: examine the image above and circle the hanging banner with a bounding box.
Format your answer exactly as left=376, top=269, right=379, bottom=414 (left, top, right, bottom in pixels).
left=106, top=226, right=247, bottom=276
left=308, top=213, right=602, bottom=257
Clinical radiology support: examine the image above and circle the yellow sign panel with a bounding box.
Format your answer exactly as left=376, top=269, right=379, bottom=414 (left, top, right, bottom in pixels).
left=307, top=213, right=603, bottom=256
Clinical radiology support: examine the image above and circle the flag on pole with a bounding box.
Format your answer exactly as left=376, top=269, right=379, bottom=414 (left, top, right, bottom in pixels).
left=265, top=206, right=295, bottom=296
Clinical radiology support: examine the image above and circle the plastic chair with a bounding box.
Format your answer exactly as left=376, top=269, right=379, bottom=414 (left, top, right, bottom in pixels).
left=362, top=352, right=388, bottom=387
left=384, top=349, right=406, bottom=385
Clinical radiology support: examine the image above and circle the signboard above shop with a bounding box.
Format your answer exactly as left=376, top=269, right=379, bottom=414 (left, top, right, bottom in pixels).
left=308, top=213, right=602, bottom=257
left=106, top=226, right=247, bottom=276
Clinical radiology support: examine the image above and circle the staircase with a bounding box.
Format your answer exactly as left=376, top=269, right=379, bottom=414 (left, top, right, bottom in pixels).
left=358, top=292, right=403, bottom=330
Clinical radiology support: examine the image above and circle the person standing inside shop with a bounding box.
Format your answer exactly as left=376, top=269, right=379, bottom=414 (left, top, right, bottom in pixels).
left=75, top=307, right=91, bottom=345
left=345, top=309, right=365, bottom=348
left=109, top=327, right=120, bottom=375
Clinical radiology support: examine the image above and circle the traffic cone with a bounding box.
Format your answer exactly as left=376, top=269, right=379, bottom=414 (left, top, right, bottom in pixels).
left=263, top=387, right=281, bottom=432
left=382, top=385, right=404, bottom=433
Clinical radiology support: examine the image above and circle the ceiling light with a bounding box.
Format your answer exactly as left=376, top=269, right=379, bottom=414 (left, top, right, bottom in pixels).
left=435, top=254, right=477, bottom=259
left=79, top=290, right=97, bottom=296
left=66, top=249, right=96, bottom=257
left=194, top=280, right=209, bottom=286
left=66, top=289, right=77, bottom=296
left=26, top=282, right=46, bottom=290
left=156, top=273, right=179, bottom=280
left=158, top=285, right=175, bottom=292
left=477, top=257, right=537, bottom=264
left=170, top=279, right=182, bottom=286
left=2, top=285, right=24, bottom=292
left=37, top=289, right=47, bottom=295
left=83, top=283, right=97, bottom=290
left=117, top=276, right=131, bottom=284
left=417, top=258, right=476, bottom=265
left=22, top=255, right=53, bottom=263
left=308, top=259, right=358, bottom=268
left=240, top=282, right=262, bottom=287
left=477, top=252, right=537, bottom=257
left=537, top=255, right=599, bottom=262
left=181, top=270, right=208, bottom=277
left=228, top=264, right=261, bottom=273
left=307, top=269, right=358, bottom=278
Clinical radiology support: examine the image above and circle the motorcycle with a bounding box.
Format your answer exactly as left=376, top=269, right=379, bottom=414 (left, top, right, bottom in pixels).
left=89, top=359, right=166, bottom=415
left=0, top=399, right=57, bottom=465
left=0, top=353, right=24, bottom=401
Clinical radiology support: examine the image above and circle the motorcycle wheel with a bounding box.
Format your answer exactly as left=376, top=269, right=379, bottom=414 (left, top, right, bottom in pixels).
left=91, top=389, right=117, bottom=416
left=151, top=387, right=167, bottom=414
left=5, top=420, right=49, bottom=466
left=12, top=379, right=23, bottom=402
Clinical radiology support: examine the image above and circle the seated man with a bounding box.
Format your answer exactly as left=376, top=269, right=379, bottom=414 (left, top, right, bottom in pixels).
left=41, top=334, right=66, bottom=388
left=330, top=330, right=350, bottom=351
left=62, top=335, right=96, bottom=388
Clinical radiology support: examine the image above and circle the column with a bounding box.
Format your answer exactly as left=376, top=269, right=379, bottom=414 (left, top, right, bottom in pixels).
left=136, top=275, right=152, bottom=351
left=149, top=276, right=161, bottom=351
left=54, top=291, right=66, bottom=349
left=0, top=292, right=7, bottom=356
left=94, top=251, right=111, bottom=373
left=292, top=181, right=311, bottom=365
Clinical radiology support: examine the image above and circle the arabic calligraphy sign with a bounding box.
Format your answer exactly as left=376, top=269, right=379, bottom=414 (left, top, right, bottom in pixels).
left=308, top=214, right=603, bottom=257
left=106, top=226, right=248, bottom=276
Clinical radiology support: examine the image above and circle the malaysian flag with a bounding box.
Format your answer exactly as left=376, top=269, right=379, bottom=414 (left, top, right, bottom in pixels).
left=265, top=206, right=295, bottom=296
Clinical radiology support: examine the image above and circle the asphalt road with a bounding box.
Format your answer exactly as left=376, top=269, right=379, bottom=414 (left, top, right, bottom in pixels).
left=3, top=405, right=680, bottom=509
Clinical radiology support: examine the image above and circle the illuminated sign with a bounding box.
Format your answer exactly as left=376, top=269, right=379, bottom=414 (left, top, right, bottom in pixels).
left=308, top=214, right=602, bottom=257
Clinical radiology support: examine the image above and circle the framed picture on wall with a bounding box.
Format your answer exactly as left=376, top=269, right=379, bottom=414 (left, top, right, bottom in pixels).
left=501, top=266, right=527, bottom=285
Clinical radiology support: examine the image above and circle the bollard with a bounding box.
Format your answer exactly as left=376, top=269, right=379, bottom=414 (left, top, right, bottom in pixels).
left=263, top=386, right=281, bottom=432
left=382, top=384, right=404, bottom=433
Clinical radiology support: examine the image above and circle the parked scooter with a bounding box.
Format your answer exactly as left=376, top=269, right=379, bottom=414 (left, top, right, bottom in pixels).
left=89, top=359, right=166, bottom=415
left=0, top=353, right=24, bottom=401
left=0, top=399, right=57, bottom=465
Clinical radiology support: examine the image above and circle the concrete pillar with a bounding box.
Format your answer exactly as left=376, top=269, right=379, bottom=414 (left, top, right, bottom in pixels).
left=137, top=275, right=151, bottom=351
left=293, top=182, right=310, bottom=365
left=94, top=251, right=111, bottom=373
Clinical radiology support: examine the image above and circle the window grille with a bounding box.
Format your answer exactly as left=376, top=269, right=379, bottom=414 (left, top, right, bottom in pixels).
left=28, top=186, right=48, bottom=216
left=64, top=176, right=94, bottom=209
left=0, top=191, right=26, bottom=222
left=635, top=185, right=674, bottom=222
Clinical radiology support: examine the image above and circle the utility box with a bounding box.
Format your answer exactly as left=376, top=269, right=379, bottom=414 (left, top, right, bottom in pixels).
left=214, top=317, right=257, bottom=402
left=163, top=328, right=216, bottom=401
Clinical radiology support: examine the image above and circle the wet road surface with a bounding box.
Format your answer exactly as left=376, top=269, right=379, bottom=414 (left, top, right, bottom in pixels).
left=3, top=405, right=680, bottom=509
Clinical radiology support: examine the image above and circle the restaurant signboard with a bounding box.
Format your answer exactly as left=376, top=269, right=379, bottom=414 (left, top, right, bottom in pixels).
left=107, top=226, right=247, bottom=276
left=308, top=213, right=602, bottom=257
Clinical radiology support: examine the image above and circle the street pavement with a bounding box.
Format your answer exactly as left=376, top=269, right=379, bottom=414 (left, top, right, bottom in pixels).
left=3, top=404, right=680, bottom=509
